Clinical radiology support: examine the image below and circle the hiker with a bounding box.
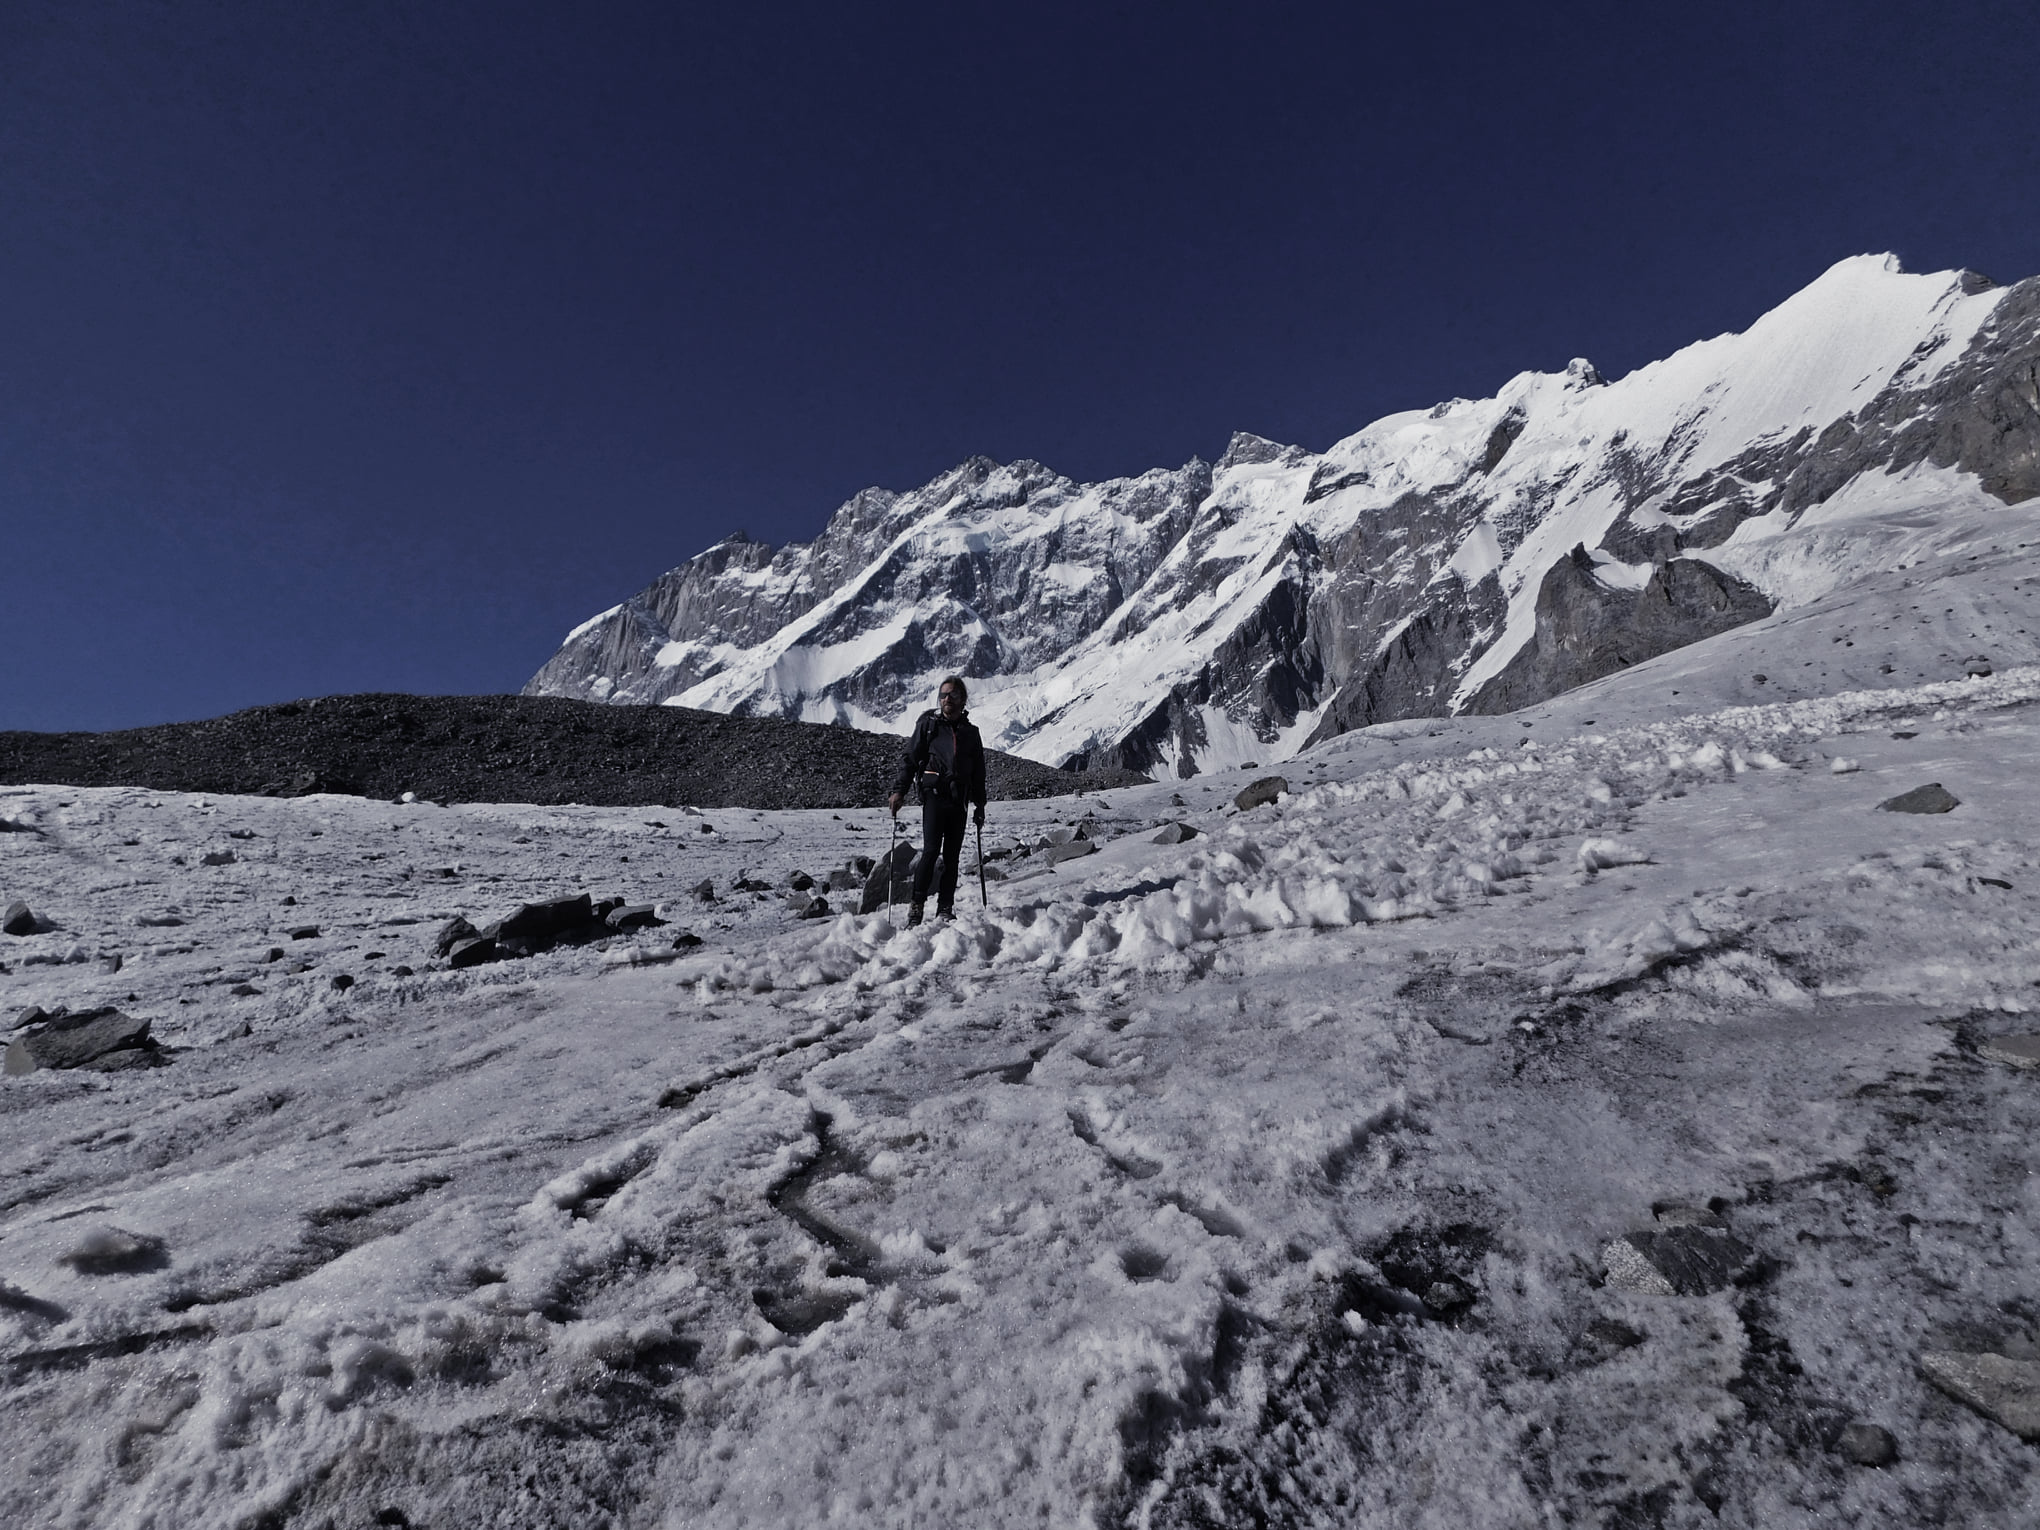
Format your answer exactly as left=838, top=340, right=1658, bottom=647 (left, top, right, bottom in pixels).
left=887, top=674, right=987, bottom=926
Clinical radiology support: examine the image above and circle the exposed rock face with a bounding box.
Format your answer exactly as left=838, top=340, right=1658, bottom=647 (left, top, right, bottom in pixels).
left=1464, top=547, right=1776, bottom=715
left=531, top=257, right=2040, bottom=778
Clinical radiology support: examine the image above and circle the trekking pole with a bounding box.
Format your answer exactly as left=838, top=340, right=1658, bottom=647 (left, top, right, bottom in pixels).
left=887, top=809, right=900, bottom=927
left=976, top=814, right=987, bottom=908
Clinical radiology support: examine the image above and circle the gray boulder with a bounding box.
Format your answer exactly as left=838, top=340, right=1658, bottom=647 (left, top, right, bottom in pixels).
left=1877, top=783, right=1960, bottom=814
left=1918, top=1351, right=2040, bottom=1440
left=5, top=1008, right=154, bottom=1074
left=3, top=901, right=36, bottom=936
left=1235, top=776, right=1289, bottom=812
left=1601, top=1209, right=1756, bottom=1295
left=1152, top=822, right=1199, bottom=845
left=1979, top=1034, right=2040, bottom=1070
left=495, top=894, right=593, bottom=941
left=434, top=916, right=480, bottom=957
left=447, top=935, right=499, bottom=969
left=1044, top=839, right=1097, bottom=866
left=858, top=842, right=918, bottom=914
left=605, top=904, right=664, bottom=932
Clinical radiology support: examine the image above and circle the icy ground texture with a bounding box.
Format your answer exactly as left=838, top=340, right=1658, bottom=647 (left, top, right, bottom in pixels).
left=5, top=677, right=2040, bottom=1526
left=528, top=255, right=2040, bottom=777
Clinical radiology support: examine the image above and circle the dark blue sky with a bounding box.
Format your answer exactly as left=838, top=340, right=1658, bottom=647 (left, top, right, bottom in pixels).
left=4, top=0, right=2036, bottom=731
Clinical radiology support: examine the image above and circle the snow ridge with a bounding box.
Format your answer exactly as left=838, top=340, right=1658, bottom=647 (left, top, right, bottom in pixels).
left=527, top=256, right=2039, bottom=777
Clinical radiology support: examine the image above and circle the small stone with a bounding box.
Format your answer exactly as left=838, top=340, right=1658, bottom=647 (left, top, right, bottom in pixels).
left=200, top=850, right=237, bottom=866
left=11, top=1005, right=49, bottom=1031
left=788, top=871, right=815, bottom=891
left=1833, top=1422, right=1898, bottom=1467
left=796, top=896, right=831, bottom=920
left=390, top=965, right=413, bottom=977
left=59, top=1226, right=166, bottom=1275
left=1918, top=1350, right=2040, bottom=1441
left=100, top=954, right=123, bottom=975
left=288, top=925, right=321, bottom=940
left=331, top=974, right=355, bottom=992
left=671, top=931, right=703, bottom=949
left=1152, top=822, right=1199, bottom=845
left=2, top=901, right=35, bottom=937
left=1979, top=1034, right=2040, bottom=1071
left=689, top=878, right=716, bottom=902
left=1235, top=776, right=1289, bottom=812
left=265, top=947, right=285, bottom=963
left=1964, top=657, right=1993, bottom=677
left=1044, top=839, right=1097, bottom=866
left=134, top=913, right=185, bottom=928
left=282, top=895, right=297, bottom=905
left=1829, top=757, right=1860, bottom=774
left=231, top=983, right=261, bottom=997
left=1876, top=783, right=1960, bottom=814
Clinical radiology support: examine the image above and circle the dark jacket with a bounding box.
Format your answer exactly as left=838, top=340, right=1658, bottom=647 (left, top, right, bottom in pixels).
left=892, top=710, right=987, bottom=809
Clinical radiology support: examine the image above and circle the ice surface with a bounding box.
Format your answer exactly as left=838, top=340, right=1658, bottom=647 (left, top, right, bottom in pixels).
left=4, top=664, right=2040, bottom=1525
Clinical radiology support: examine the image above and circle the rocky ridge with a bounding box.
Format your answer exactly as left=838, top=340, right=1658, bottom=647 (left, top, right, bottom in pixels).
left=0, top=694, right=1143, bottom=810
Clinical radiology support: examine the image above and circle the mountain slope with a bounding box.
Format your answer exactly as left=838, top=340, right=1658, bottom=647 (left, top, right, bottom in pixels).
left=528, top=256, right=2040, bottom=776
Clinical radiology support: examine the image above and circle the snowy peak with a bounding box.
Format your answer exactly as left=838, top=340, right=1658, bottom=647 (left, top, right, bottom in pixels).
left=528, top=256, right=2040, bottom=776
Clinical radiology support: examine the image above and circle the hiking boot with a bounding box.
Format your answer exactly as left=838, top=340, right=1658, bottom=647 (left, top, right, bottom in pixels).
left=906, top=902, right=925, bottom=929
left=935, top=903, right=954, bottom=921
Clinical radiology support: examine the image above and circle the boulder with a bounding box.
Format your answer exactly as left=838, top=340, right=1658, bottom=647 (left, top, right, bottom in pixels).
left=1152, top=822, right=1199, bottom=845
left=1235, top=776, right=1289, bottom=812
left=447, top=935, right=499, bottom=969
left=1964, top=657, right=1993, bottom=678
left=495, top=894, right=594, bottom=941
left=287, top=925, right=321, bottom=941
left=671, top=931, right=703, bottom=949
left=1045, top=839, right=1097, bottom=866
left=2, top=901, right=36, bottom=937
left=605, top=904, right=664, bottom=932
left=1918, top=1351, right=2040, bottom=1440
left=1979, top=1034, right=2040, bottom=1071
left=689, top=878, right=716, bottom=902
left=1876, top=783, right=1960, bottom=814
left=789, top=871, right=815, bottom=891
left=434, top=916, right=480, bottom=957
left=858, top=843, right=918, bottom=914
left=200, top=850, right=237, bottom=867
left=1601, top=1211, right=1755, bottom=1295
left=5, top=1008, right=153, bottom=1074
left=795, top=896, right=832, bottom=920
left=11, top=1005, right=49, bottom=1031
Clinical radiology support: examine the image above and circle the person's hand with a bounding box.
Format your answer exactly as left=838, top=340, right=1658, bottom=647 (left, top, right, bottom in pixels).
left=887, top=793, right=903, bottom=817
left=973, top=805, right=985, bottom=827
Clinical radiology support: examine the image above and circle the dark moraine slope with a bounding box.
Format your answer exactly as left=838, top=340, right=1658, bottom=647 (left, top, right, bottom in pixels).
left=0, top=694, right=1147, bottom=809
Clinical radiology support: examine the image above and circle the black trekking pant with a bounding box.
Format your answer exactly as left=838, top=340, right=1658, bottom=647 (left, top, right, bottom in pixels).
left=911, top=797, right=968, bottom=911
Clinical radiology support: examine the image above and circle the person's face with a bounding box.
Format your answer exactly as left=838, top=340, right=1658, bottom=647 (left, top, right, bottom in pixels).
left=938, top=684, right=963, bottom=718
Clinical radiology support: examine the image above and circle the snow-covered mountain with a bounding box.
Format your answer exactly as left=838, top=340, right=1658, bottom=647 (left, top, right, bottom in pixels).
left=527, top=255, right=2040, bottom=775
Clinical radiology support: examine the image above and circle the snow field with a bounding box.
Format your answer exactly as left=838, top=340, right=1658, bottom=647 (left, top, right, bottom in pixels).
left=2, top=666, right=2039, bottom=1526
